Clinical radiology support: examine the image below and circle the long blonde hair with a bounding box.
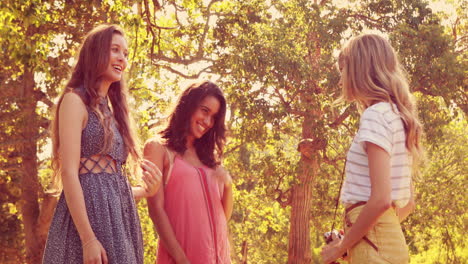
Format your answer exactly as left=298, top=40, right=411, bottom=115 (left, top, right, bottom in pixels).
left=337, top=33, right=424, bottom=168
left=50, top=25, right=140, bottom=191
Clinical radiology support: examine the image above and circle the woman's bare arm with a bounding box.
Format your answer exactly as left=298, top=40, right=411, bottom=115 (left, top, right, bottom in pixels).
left=215, top=167, right=233, bottom=221
left=144, top=141, right=189, bottom=264
left=59, top=93, right=108, bottom=263
left=322, top=142, right=392, bottom=263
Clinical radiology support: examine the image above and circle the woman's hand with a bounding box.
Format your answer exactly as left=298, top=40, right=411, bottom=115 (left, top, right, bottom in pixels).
left=82, top=238, right=108, bottom=264
left=321, top=233, right=346, bottom=264
left=141, top=159, right=162, bottom=197
left=396, top=181, right=416, bottom=222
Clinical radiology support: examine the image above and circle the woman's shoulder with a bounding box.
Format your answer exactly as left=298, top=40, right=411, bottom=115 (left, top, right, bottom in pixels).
left=145, top=136, right=167, bottom=149
left=61, top=86, right=88, bottom=104
left=144, top=137, right=173, bottom=157
left=362, top=102, right=398, bottom=119
left=60, top=90, right=87, bottom=113
left=65, top=86, right=89, bottom=103
left=58, top=91, right=89, bottom=130
left=212, top=165, right=232, bottom=185
left=144, top=137, right=175, bottom=178
left=365, top=101, right=392, bottom=112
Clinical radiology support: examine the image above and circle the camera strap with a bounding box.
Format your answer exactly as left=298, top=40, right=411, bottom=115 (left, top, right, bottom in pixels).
left=330, top=159, right=346, bottom=232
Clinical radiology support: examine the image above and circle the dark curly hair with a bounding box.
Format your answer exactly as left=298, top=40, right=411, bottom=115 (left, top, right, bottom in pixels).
left=160, top=81, right=227, bottom=168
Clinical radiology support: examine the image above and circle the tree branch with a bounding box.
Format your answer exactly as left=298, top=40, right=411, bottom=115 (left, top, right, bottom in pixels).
left=223, top=143, right=242, bottom=157
left=35, top=90, right=54, bottom=108
left=328, top=105, right=351, bottom=128
left=275, top=187, right=292, bottom=207
left=197, top=0, right=223, bottom=57
left=145, top=0, right=220, bottom=68
left=38, top=116, right=50, bottom=130
left=0, top=164, right=21, bottom=172
left=152, top=53, right=215, bottom=65
left=319, top=0, right=330, bottom=7
left=159, top=64, right=212, bottom=79
left=348, top=13, right=393, bottom=29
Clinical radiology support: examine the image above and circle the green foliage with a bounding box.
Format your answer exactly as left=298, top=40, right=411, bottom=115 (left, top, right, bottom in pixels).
left=0, top=0, right=466, bottom=263
left=404, top=113, right=468, bottom=264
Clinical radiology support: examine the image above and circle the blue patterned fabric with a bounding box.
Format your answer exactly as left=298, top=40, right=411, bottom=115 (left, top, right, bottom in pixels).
left=43, top=87, right=143, bottom=264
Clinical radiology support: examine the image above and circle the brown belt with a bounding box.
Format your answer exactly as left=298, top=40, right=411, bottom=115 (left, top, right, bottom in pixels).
left=345, top=201, right=367, bottom=214
left=344, top=201, right=379, bottom=252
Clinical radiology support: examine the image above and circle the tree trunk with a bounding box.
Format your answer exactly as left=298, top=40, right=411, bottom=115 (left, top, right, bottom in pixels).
left=287, top=117, right=320, bottom=264
left=36, top=194, right=58, bottom=248
left=241, top=240, right=248, bottom=264
left=18, top=66, right=45, bottom=264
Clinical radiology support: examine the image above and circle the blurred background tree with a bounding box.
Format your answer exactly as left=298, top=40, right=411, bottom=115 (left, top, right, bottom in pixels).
left=0, top=0, right=466, bottom=263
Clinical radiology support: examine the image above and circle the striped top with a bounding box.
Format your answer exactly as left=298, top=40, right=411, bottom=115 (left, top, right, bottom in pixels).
left=340, top=102, right=412, bottom=207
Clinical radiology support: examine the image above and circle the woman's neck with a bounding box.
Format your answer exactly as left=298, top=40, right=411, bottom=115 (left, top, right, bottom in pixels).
left=183, top=145, right=199, bottom=161
left=98, top=80, right=111, bottom=97
left=181, top=144, right=204, bottom=167
left=185, top=146, right=196, bottom=154
left=186, top=135, right=195, bottom=148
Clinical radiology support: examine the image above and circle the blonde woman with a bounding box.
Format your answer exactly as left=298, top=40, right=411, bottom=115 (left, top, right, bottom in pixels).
left=321, top=33, right=423, bottom=264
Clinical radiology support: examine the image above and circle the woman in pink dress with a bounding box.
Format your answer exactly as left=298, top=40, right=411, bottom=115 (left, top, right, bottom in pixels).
left=145, top=81, right=232, bottom=264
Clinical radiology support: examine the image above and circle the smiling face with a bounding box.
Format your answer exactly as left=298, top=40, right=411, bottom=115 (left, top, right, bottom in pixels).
left=187, top=95, right=221, bottom=143
left=102, top=33, right=128, bottom=84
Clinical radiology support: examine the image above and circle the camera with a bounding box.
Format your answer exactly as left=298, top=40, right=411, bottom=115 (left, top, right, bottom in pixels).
left=323, top=229, right=344, bottom=244
left=323, top=230, right=347, bottom=263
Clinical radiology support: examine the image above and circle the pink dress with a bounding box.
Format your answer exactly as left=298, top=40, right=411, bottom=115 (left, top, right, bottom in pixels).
left=157, top=156, right=231, bottom=264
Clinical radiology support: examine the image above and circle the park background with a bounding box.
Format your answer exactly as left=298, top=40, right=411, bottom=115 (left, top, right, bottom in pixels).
left=0, top=0, right=466, bottom=263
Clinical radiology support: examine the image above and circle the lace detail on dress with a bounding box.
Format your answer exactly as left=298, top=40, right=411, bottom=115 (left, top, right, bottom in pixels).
left=79, top=154, right=117, bottom=174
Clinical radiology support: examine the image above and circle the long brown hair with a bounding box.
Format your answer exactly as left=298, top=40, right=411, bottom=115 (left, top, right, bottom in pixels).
left=160, top=81, right=227, bottom=168
left=50, top=24, right=140, bottom=190
left=337, top=33, right=424, bottom=169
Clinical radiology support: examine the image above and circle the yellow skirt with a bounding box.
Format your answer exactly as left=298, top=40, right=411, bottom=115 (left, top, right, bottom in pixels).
left=345, top=205, right=409, bottom=264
